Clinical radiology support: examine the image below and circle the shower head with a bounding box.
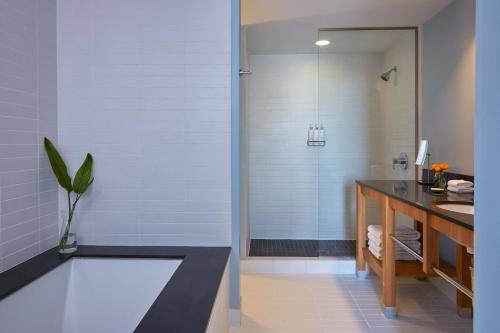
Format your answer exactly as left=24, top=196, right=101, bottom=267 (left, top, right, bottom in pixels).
left=381, top=66, right=397, bottom=81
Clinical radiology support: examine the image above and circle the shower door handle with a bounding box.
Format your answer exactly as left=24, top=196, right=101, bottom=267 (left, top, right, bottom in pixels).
left=239, top=69, right=252, bottom=76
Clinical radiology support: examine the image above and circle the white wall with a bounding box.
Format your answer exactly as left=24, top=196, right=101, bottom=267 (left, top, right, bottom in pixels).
left=422, top=0, right=475, bottom=175
left=0, top=0, right=58, bottom=273
left=247, top=54, right=318, bottom=239
left=57, top=0, right=231, bottom=246
left=366, top=33, right=417, bottom=229
left=317, top=53, right=384, bottom=239
left=475, top=0, right=500, bottom=331
left=377, top=32, right=416, bottom=180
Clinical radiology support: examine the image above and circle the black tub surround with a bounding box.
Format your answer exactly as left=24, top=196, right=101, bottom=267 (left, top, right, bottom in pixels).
left=356, top=180, right=473, bottom=230
left=0, top=246, right=231, bottom=333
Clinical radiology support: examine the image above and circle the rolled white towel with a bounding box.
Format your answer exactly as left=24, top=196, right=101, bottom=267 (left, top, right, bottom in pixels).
left=394, top=225, right=421, bottom=236
left=448, top=179, right=474, bottom=188
left=447, top=185, right=474, bottom=194
left=367, top=225, right=421, bottom=239
left=393, top=234, right=421, bottom=241
left=367, top=224, right=381, bottom=235
left=368, top=246, right=416, bottom=261
left=367, top=232, right=382, bottom=245
left=368, top=240, right=421, bottom=254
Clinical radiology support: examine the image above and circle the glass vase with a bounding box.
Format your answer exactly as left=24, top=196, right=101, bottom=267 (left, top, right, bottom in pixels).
left=433, top=171, right=447, bottom=189
left=59, top=210, right=77, bottom=254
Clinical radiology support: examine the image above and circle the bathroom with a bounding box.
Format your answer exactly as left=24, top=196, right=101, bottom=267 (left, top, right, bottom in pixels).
left=0, top=0, right=499, bottom=332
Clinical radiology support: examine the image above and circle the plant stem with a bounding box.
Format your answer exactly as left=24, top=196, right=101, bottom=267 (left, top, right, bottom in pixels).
left=59, top=192, right=81, bottom=251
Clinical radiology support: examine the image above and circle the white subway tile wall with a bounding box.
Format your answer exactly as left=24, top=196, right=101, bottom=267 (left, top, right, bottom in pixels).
left=247, top=54, right=319, bottom=240
left=57, top=0, right=231, bottom=246
left=0, top=0, right=58, bottom=273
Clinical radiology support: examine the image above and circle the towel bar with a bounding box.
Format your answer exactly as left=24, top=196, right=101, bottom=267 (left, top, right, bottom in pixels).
left=390, top=235, right=474, bottom=301
left=390, top=235, right=423, bottom=262
left=433, top=266, right=474, bottom=300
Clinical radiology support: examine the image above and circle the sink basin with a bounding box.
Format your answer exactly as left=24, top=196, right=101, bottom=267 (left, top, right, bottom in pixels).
left=436, top=203, right=474, bottom=215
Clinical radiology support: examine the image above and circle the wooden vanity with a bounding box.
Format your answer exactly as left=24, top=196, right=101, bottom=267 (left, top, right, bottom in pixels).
left=356, top=180, right=474, bottom=318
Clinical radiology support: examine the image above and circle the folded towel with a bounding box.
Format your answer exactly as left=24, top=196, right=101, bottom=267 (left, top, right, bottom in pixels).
left=447, top=185, right=474, bottom=194
left=367, top=225, right=421, bottom=239
left=367, top=233, right=382, bottom=246
left=368, top=246, right=416, bottom=261
left=368, top=247, right=419, bottom=259
left=368, top=231, right=420, bottom=242
left=368, top=240, right=421, bottom=253
left=448, top=179, right=474, bottom=188
left=367, top=232, right=421, bottom=248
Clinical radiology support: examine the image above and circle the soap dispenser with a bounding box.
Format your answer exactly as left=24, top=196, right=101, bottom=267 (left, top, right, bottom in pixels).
left=308, top=124, right=314, bottom=142
left=318, top=125, right=325, bottom=142
left=313, top=124, right=319, bottom=141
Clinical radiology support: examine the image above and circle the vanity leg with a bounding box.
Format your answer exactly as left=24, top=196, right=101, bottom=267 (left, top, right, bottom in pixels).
left=423, top=213, right=439, bottom=274
left=456, top=244, right=473, bottom=318
left=382, top=196, right=396, bottom=318
left=356, top=184, right=368, bottom=279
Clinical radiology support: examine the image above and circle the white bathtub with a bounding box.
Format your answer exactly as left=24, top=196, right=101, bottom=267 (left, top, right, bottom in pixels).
left=0, top=258, right=181, bottom=333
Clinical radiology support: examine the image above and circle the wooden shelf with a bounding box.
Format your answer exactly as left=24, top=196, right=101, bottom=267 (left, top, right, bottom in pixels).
left=363, top=248, right=455, bottom=278
left=364, top=248, right=427, bottom=278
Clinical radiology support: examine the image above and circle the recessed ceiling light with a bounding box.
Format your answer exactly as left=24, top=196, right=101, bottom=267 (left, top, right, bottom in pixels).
left=315, top=40, right=331, bottom=46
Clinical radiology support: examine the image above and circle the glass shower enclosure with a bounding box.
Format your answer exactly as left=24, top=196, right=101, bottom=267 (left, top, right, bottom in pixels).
left=241, top=28, right=417, bottom=258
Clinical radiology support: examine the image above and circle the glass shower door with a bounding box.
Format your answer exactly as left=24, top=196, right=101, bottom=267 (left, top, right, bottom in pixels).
left=245, top=51, right=320, bottom=257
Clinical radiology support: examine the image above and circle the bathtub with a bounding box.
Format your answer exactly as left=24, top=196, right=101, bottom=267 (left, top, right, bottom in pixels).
left=0, top=257, right=181, bottom=333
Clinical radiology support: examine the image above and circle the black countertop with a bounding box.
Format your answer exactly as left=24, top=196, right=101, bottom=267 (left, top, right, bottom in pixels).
left=356, top=180, right=474, bottom=230
left=0, top=245, right=231, bottom=333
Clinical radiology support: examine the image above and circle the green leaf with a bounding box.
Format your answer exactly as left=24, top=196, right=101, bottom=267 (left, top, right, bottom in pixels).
left=44, top=138, right=73, bottom=192
left=73, top=153, right=94, bottom=194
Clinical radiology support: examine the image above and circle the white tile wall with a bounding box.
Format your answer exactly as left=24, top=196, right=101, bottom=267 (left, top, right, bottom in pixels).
left=247, top=38, right=415, bottom=240
left=57, top=0, right=231, bottom=246
left=367, top=33, right=417, bottom=228
left=0, top=0, right=58, bottom=273
left=318, top=53, right=385, bottom=239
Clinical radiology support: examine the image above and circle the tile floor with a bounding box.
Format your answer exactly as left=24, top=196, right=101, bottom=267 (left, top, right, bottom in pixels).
left=249, top=240, right=356, bottom=257
left=230, top=274, right=472, bottom=333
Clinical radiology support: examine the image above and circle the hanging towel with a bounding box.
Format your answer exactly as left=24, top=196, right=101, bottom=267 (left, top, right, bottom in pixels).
left=447, top=179, right=474, bottom=188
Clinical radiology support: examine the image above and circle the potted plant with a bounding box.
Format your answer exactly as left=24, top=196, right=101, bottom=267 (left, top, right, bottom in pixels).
left=432, top=163, right=448, bottom=189
left=44, top=138, right=94, bottom=254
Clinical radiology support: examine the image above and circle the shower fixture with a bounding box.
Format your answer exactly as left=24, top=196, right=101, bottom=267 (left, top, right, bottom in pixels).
left=380, top=66, right=397, bottom=81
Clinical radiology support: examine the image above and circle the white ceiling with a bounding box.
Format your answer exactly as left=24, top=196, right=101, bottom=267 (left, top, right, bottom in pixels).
left=242, top=0, right=453, bottom=25
left=243, top=0, right=453, bottom=55
left=248, top=28, right=414, bottom=55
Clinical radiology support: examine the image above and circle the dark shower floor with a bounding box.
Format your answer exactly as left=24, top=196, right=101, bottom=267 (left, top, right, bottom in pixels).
left=249, top=239, right=356, bottom=257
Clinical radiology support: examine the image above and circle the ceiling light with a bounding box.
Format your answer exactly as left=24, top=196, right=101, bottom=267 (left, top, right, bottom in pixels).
left=315, top=40, right=331, bottom=46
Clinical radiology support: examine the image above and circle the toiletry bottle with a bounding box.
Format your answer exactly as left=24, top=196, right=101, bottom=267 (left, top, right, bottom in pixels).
left=308, top=124, right=314, bottom=142
left=313, top=124, right=319, bottom=142
left=318, top=125, right=325, bottom=142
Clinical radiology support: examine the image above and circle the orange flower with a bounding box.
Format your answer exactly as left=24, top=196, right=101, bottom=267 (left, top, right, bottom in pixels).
left=432, top=163, right=449, bottom=172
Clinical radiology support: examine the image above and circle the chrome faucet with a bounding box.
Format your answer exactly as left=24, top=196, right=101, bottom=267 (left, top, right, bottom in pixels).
left=392, top=152, right=409, bottom=170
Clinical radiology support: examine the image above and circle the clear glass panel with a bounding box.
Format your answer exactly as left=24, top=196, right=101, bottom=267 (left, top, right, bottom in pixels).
left=317, top=29, right=416, bottom=256
left=245, top=44, right=320, bottom=257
